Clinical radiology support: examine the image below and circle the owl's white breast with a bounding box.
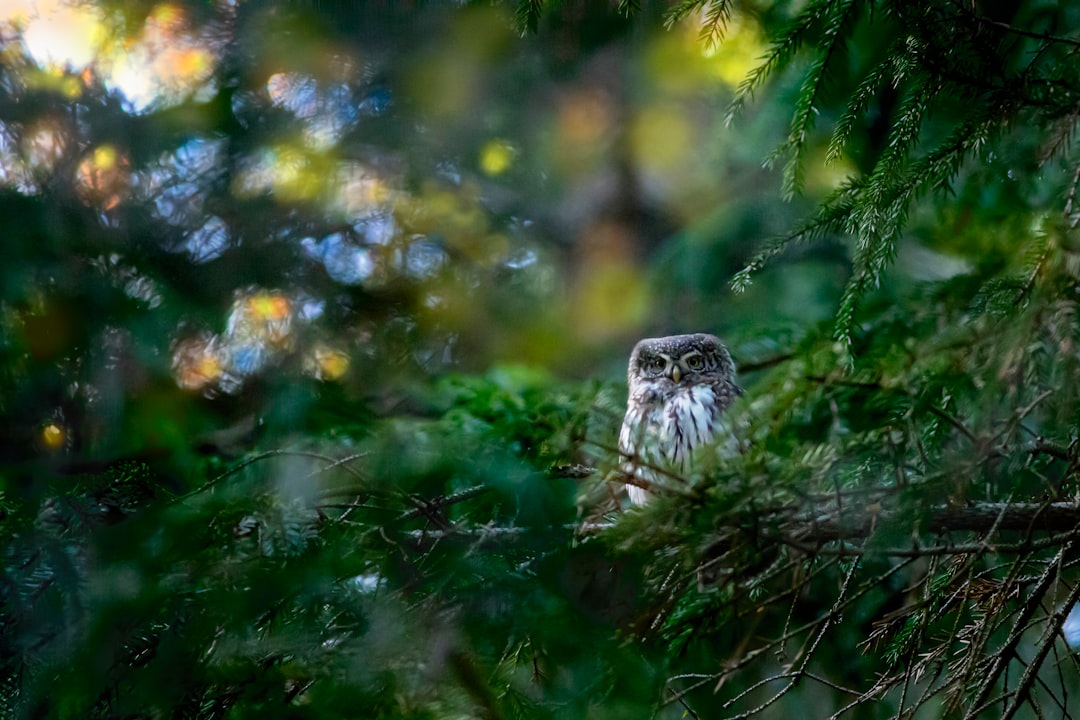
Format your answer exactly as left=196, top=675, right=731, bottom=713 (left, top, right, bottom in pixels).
left=620, top=384, right=720, bottom=479
left=660, top=385, right=718, bottom=468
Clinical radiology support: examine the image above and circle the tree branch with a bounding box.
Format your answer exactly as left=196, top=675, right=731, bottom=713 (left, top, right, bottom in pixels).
left=383, top=500, right=1080, bottom=557
left=789, top=501, right=1080, bottom=543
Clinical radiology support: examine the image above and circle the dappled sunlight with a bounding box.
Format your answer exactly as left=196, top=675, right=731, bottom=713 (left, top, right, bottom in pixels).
left=171, top=330, right=227, bottom=393
left=232, top=143, right=333, bottom=203
left=619, top=14, right=771, bottom=220
left=0, top=0, right=796, bottom=405
left=39, top=420, right=66, bottom=450
left=266, top=70, right=358, bottom=150
left=76, top=144, right=130, bottom=209
left=21, top=119, right=68, bottom=173
left=479, top=138, right=516, bottom=176
left=102, top=2, right=218, bottom=112
left=228, top=138, right=526, bottom=301
left=402, top=239, right=448, bottom=281
left=396, top=181, right=507, bottom=268
left=330, top=162, right=394, bottom=220
left=0, top=0, right=795, bottom=435
left=306, top=344, right=350, bottom=382
left=697, top=12, right=766, bottom=88
left=141, top=137, right=227, bottom=256
left=23, top=65, right=85, bottom=98
left=0, top=0, right=770, bottom=377
left=645, top=11, right=765, bottom=93
left=170, top=289, right=343, bottom=396
left=227, top=289, right=294, bottom=359
left=0, top=0, right=35, bottom=23
left=182, top=216, right=230, bottom=263
left=10, top=0, right=104, bottom=72
left=302, top=233, right=375, bottom=285
left=2, top=0, right=220, bottom=112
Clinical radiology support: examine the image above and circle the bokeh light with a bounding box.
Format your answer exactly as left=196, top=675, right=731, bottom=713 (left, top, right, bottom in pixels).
left=40, top=421, right=65, bottom=450
left=172, top=290, right=305, bottom=395
left=479, top=139, right=516, bottom=176
left=103, top=2, right=218, bottom=112
left=14, top=0, right=104, bottom=72
left=172, top=331, right=226, bottom=393
left=306, top=344, right=350, bottom=381
left=699, top=12, right=766, bottom=88
left=76, top=144, right=130, bottom=209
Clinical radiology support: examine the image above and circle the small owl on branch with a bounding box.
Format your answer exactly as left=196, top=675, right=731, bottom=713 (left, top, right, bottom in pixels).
left=619, top=333, right=741, bottom=505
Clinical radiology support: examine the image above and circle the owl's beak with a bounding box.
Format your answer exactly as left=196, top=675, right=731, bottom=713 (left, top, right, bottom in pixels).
left=670, top=365, right=681, bottom=383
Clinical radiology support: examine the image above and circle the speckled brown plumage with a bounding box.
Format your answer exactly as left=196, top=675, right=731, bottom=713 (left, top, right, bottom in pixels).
left=619, top=333, right=741, bottom=504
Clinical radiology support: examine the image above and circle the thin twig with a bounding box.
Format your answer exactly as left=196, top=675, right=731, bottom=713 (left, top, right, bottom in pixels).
left=964, top=542, right=1075, bottom=719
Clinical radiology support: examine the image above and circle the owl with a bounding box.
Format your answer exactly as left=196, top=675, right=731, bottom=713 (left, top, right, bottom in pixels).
left=619, top=333, right=741, bottom=505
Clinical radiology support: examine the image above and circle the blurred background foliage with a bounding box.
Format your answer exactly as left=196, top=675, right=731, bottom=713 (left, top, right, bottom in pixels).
left=5, top=0, right=1080, bottom=717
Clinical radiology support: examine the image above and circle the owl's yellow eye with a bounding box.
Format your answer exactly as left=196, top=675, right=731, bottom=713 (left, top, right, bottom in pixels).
left=684, top=353, right=705, bottom=371
left=643, top=356, right=666, bottom=374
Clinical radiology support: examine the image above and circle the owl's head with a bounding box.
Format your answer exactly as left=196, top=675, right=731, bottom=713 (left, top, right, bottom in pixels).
left=628, top=333, right=735, bottom=390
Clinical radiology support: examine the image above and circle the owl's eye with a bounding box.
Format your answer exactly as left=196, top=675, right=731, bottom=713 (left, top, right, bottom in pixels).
left=643, top=356, right=666, bottom=374
left=684, top=353, right=705, bottom=371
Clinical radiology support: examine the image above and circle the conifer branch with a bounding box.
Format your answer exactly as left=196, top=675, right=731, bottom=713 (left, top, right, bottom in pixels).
left=957, top=8, right=1080, bottom=51
left=385, top=497, right=1080, bottom=557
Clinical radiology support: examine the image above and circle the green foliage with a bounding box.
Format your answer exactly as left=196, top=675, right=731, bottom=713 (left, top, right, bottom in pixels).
left=664, top=0, right=734, bottom=48
left=722, top=2, right=1080, bottom=350
left=2, top=371, right=599, bottom=718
